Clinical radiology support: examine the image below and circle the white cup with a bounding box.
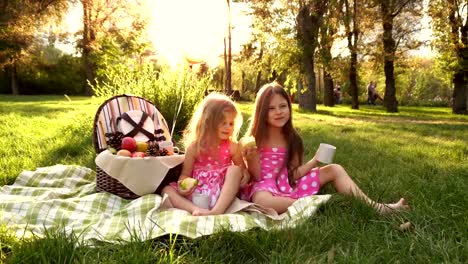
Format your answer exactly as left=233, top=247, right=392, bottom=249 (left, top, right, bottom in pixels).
left=192, top=192, right=210, bottom=209
left=158, top=141, right=179, bottom=155
left=316, top=143, right=336, bottom=164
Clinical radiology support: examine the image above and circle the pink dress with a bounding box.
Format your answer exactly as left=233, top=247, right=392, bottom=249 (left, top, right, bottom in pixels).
left=245, top=146, right=320, bottom=200
left=171, top=140, right=233, bottom=209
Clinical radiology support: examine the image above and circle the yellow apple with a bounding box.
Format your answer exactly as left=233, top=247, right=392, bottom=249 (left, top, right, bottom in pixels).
left=179, top=177, right=199, bottom=190
left=136, top=141, right=148, bottom=152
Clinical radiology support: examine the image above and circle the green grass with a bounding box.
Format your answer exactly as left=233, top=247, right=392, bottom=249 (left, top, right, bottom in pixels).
left=0, top=95, right=467, bottom=263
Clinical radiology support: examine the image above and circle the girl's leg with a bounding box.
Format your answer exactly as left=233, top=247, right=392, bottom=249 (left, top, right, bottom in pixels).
left=252, top=191, right=296, bottom=214
left=319, top=164, right=409, bottom=215
left=193, top=165, right=242, bottom=216
left=161, top=185, right=205, bottom=214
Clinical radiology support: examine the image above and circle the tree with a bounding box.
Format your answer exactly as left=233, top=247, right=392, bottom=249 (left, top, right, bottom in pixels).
left=318, top=1, right=340, bottom=107
left=0, top=0, right=68, bottom=95
left=79, top=0, right=129, bottom=96
left=243, top=1, right=294, bottom=92
left=296, top=1, right=329, bottom=111
left=245, top=1, right=328, bottom=111
left=429, top=0, right=468, bottom=114
left=224, top=0, right=233, bottom=95
left=342, top=0, right=360, bottom=109
left=376, top=0, right=423, bottom=112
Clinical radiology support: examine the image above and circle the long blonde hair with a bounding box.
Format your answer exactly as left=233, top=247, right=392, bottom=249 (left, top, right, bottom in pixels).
left=183, top=93, right=242, bottom=154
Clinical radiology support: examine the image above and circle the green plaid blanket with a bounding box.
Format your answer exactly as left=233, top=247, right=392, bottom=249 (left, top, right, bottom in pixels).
left=0, top=165, right=330, bottom=244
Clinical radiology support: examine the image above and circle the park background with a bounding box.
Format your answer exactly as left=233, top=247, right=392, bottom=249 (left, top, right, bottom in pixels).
left=0, top=0, right=467, bottom=263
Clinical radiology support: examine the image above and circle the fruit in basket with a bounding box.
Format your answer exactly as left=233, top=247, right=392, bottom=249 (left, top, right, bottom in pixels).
left=108, top=147, right=117, bottom=154
left=121, top=137, right=137, bottom=152
left=146, top=141, right=159, bottom=156
left=159, top=148, right=169, bottom=156
left=136, top=141, right=148, bottom=152
left=179, top=177, right=199, bottom=190
left=106, top=132, right=124, bottom=150
left=116, top=149, right=132, bottom=157
left=132, top=151, right=146, bottom=158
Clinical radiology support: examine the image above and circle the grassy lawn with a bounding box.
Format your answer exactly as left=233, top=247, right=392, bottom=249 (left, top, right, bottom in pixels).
left=0, top=95, right=467, bottom=263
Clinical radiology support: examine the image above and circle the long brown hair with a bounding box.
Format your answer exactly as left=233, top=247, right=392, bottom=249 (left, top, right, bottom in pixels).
left=246, top=82, right=304, bottom=187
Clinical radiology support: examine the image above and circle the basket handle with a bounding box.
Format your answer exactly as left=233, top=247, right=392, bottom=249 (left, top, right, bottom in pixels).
left=117, top=112, right=155, bottom=141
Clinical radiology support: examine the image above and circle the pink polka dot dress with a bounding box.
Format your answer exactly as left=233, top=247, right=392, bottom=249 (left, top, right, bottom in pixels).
left=171, top=140, right=233, bottom=209
left=248, top=146, right=320, bottom=200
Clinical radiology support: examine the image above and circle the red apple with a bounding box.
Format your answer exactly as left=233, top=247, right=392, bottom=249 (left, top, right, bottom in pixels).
left=121, top=137, right=137, bottom=152
left=132, top=151, right=146, bottom=158
left=116, top=149, right=132, bottom=157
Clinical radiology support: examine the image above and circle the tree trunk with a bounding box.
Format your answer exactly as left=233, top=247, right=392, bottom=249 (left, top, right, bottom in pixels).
left=450, top=1, right=468, bottom=115
left=82, top=0, right=96, bottom=96
left=297, top=78, right=304, bottom=104
left=452, top=71, right=468, bottom=114
left=344, top=0, right=359, bottom=109
left=299, top=58, right=317, bottom=111
left=241, top=70, right=245, bottom=93
left=224, top=0, right=232, bottom=95
left=381, top=3, right=398, bottom=112
left=254, top=43, right=264, bottom=93
left=296, top=3, right=325, bottom=112
left=9, top=62, right=19, bottom=95
left=349, top=50, right=358, bottom=109
left=255, top=70, right=262, bottom=93
left=383, top=57, right=397, bottom=112
left=226, top=24, right=232, bottom=94
left=323, top=71, right=334, bottom=106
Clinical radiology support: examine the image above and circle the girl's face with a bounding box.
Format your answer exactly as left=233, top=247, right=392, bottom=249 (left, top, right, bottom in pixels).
left=267, top=94, right=290, bottom=128
left=217, top=111, right=236, bottom=140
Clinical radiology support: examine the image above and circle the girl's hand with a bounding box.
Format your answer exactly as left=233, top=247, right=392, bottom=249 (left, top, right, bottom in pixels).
left=177, top=179, right=197, bottom=196
left=242, top=146, right=258, bottom=160
left=240, top=169, right=250, bottom=187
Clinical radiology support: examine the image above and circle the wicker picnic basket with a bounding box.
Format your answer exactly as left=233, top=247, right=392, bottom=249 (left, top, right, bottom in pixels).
left=92, top=94, right=182, bottom=199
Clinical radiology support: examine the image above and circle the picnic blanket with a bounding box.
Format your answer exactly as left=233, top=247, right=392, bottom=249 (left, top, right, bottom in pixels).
left=0, top=165, right=331, bottom=244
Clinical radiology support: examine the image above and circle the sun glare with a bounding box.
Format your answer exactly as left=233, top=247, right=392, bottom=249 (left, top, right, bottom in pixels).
left=60, top=0, right=251, bottom=67
left=149, top=0, right=229, bottom=68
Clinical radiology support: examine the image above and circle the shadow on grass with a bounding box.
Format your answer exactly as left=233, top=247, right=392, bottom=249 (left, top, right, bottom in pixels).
left=0, top=105, right=80, bottom=118
left=0, top=95, right=91, bottom=102
left=36, top=115, right=96, bottom=171
left=310, top=104, right=467, bottom=122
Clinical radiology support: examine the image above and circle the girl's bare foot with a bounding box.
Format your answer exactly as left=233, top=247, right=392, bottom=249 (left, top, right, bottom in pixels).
left=192, top=208, right=211, bottom=216
left=376, top=198, right=410, bottom=215
left=192, top=208, right=226, bottom=216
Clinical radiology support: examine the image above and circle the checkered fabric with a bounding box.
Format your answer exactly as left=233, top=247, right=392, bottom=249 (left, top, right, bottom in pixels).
left=0, top=165, right=330, bottom=244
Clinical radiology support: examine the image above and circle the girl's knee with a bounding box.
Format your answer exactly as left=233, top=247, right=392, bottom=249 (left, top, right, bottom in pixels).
left=161, top=185, right=175, bottom=195
left=320, top=164, right=345, bottom=183
left=324, top=163, right=345, bottom=175
left=331, top=163, right=345, bottom=173
left=251, top=191, right=271, bottom=204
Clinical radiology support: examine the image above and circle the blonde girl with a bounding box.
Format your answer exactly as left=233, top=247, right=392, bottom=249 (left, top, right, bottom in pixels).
left=242, top=82, right=409, bottom=214
left=162, top=93, right=249, bottom=216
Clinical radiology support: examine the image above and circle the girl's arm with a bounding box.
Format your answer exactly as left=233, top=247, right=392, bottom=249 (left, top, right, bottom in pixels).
left=230, top=141, right=250, bottom=186
left=177, top=145, right=197, bottom=196
left=242, top=144, right=261, bottom=182
left=176, top=144, right=197, bottom=196
left=179, top=143, right=196, bottom=181
left=293, top=154, right=320, bottom=181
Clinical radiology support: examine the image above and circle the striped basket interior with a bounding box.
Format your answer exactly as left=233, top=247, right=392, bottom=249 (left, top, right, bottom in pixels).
left=93, top=95, right=172, bottom=153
